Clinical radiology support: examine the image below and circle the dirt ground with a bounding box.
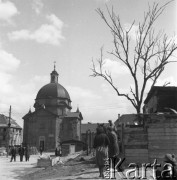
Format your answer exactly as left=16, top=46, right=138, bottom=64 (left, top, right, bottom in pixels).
left=17, top=153, right=154, bottom=180
left=19, top=154, right=96, bottom=180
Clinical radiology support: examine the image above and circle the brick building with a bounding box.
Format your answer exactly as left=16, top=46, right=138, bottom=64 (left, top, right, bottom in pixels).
left=23, top=66, right=83, bottom=153
left=0, top=114, right=22, bottom=147
left=143, top=86, right=177, bottom=113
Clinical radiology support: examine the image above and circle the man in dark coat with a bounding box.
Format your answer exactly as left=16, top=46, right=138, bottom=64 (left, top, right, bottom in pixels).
left=24, top=146, right=30, bottom=161
left=107, top=126, right=120, bottom=171
left=55, top=146, right=62, bottom=157
left=18, top=145, right=24, bottom=162
left=10, top=146, right=16, bottom=162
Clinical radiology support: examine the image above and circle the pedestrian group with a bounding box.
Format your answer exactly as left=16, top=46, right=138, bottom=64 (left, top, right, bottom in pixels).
left=10, top=145, right=31, bottom=162
left=93, top=120, right=120, bottom=178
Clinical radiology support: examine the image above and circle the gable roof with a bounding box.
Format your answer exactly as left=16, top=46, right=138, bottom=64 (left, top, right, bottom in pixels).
left=114, top=114, right=144, bottom=126
left=81, top=123, right=109, bottom=133
left=65, top=111, right=83, bottom=120
left=144, top=86, right=177, bottom=104
left=0, top=114, right=22, bottom=129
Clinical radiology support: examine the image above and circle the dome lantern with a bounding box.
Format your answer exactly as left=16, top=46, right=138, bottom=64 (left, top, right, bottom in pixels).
left=50, top=61, right=59, bottom=83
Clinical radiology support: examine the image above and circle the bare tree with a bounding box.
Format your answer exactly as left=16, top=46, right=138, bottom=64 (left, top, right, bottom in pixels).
left=91, top=1, right=177, bottom=114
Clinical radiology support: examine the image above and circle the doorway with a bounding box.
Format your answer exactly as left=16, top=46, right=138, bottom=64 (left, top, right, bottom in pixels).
left=70, top=144, right=75, bottom=154
left=39, top=136, right=45, bottom=150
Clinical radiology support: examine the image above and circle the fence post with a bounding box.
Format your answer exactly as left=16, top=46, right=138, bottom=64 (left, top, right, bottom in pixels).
left=121, top=123, right=125, bottom=157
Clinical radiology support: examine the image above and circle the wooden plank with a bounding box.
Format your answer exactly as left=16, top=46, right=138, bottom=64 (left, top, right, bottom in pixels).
left=125, top=149, right=148, bottom=154
left=148, top=128, right=177, bottom=133
left=126, top=154, right=148, bottom=157
left=148, top=124, right=177, bottom=128
left=149, top=150, right=177, bottom=157
left=125, top=145, right=148, bottom=149
left=148, top=132, right=177, bottom=136
left=124, top=135, right=148, bottom=141
left=123, top=128, right=144, bottom=132
left=124, top=141, right=147, bottom=146
left=148, top=142, right=177, bottom=150
left=149, top=139, right=176, bottom=144
left=124, top=131, right=146, bottom=135
left=148, top=136, right=177, bottom=140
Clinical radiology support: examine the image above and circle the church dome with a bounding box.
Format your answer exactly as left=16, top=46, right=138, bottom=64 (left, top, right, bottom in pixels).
left=36, top=83, right=71, bottom=100
left=36, top=64, right=71, bottom=101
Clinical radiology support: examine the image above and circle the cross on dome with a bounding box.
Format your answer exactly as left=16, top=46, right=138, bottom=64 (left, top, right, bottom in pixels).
left=50, top=61, right=59, bottom=83
left=54, top=61, right=56, bottom=71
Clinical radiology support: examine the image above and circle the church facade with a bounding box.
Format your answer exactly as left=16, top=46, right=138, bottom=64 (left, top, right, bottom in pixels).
left=23, top=67, right=83, bottom=152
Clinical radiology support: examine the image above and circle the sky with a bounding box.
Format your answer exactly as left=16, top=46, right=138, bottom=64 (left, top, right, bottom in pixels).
left=0, top=0, right=176, bottom=127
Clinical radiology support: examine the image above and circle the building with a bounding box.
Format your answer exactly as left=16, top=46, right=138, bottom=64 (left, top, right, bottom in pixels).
left=81, top=122, right=109, bottom=152
left=23, top=66, right=83, bottom=154
left=143, top=86, right=177, bottom=113
left=0, top=114, right=22, bottom=147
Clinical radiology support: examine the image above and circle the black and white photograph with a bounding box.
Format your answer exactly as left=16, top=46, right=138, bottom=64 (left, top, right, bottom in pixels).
left=0, top=0, right=177, bottom=179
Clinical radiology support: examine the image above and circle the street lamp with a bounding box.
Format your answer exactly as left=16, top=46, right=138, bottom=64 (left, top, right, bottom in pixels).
left=86, top=129, right=91, bottom=155
left=6, top=105, right=11, bottom=157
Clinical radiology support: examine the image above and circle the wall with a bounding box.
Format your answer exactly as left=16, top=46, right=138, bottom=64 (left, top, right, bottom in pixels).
left=147, top=114, right=177, bottom=164
left=23, top=109, right=57, bottom=151
left=119, top=114, right=177, bottom=165
left=0, top=127, right=22, bottom=147
left=121, top=126, right=148, bottom=164
left=60, top=118, right=80, bottom=142
left=144, top=89, right=177, bottom=113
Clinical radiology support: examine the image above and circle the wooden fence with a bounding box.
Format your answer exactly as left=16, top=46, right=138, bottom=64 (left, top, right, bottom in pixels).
left=119, top=114, right=177, bottom=165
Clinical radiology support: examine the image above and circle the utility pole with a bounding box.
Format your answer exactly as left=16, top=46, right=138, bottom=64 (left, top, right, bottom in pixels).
left=6, top=105, right=11, bottom=157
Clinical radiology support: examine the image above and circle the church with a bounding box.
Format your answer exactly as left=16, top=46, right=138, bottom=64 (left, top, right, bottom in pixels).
left=23, top=65, right=83, bottom=154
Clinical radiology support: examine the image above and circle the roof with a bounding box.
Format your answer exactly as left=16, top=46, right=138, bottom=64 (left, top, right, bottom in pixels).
left=144, top=86, right=177, bottom=104
left=81, top=123, right=109, bottom=134
left=114, top=114, right=144, bottom=126
left=61, top=139, right=86, bottom=145
left=0, top=114, right=22, bottom=129
left=23, top=107, right=59, bottom=119
left=36, top=83, right=71, bottom=101
left=65, top=111, right=83, bottom=120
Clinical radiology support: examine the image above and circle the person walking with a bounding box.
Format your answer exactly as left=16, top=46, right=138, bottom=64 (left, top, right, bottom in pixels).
left=93, top=126, right=110, bottom=178
left=107, top=126, right=120, bottom=171
left=24, top=145, right=30, bottom=161
left=10, top=146, right=16, bottom=162
left=18, top=145, right=24, bottom=162
left=39, top=146, right=43, bottom=155
left=108, top=120, right=117, bottom=133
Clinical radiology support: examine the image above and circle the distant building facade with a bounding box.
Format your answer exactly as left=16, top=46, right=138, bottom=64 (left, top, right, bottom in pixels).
left=23, top=67, right=83, bottom=153
left=143, top=86, right=177, bottom=113
left=81, top=123, right=109, bottom=152
left=0, top=114, right=22, bottom=147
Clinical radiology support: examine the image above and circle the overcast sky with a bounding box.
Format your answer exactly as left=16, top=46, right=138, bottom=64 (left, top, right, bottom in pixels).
left=0, top=0, right=176, bottom=127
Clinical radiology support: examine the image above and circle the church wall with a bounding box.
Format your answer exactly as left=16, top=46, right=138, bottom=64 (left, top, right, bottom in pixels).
left=60, top=118, right=81, bottom=142
left=23, top=110, right=57, bottom=151
left=36, top=113, right=56, bottom=151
